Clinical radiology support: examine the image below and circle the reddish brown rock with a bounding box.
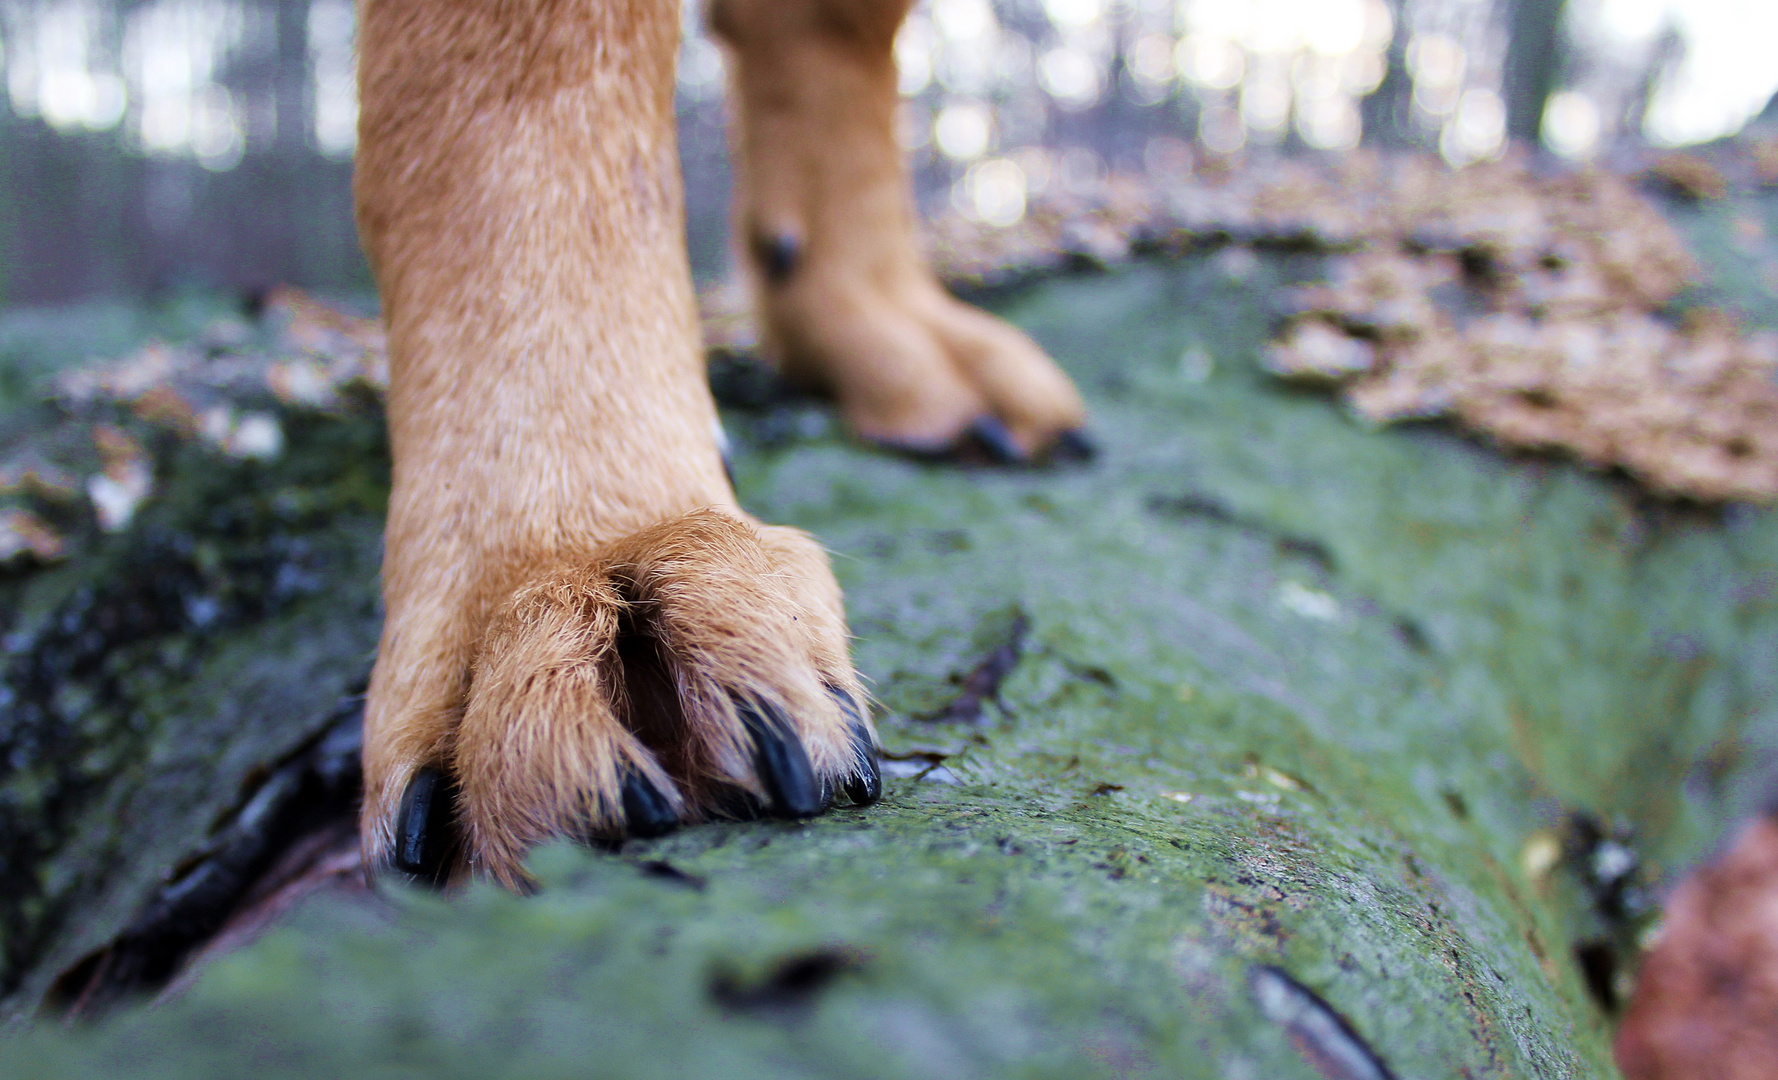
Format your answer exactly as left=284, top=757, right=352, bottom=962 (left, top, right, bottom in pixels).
left=1617, top=817, right=1778, bottom=1079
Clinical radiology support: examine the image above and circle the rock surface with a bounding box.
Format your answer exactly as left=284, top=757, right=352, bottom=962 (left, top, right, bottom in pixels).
left=1616, top=817, right=1778, bottom=1079
left=5, top=246, right=1778, bottom=1075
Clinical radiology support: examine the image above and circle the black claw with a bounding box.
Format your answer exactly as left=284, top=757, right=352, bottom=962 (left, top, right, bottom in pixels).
left=621, top=769, right=680, bottom=839
left=964, top=415, right=1027, bottom=464
left=828, top=689, right=882, bottom=806
left=866, top=417, right=1027, bottom=467
left=740, top=700, right=823, bottom=819
left=1051, top=428, right=1098, bottom=463
left=394, top=767, right=458, bottom=887
left=842, top=720, right=883, bottom=806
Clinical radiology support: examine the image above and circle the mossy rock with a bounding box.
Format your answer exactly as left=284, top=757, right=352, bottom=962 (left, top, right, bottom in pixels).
left=9, top=254, right=1778, bottom=1076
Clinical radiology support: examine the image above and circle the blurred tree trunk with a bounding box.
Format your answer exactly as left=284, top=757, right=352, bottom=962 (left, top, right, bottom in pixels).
left=1618, top=26, right=1682, bottom=146
left=1360, top=0, right=1414, bottom=147
left=1758, top=87, right=1778, bottom=128
left=274, top=0, right=311, bottom=157
left=1502, top=0, right=1568, bottom=145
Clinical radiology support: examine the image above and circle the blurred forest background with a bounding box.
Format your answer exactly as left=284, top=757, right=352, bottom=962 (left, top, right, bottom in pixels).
left=1, top=0, right=1776, bottom=307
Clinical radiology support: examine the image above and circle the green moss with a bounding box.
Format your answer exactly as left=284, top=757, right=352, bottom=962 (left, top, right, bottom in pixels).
left=1660, top=188, right=1778, bottom=330
left=0, top=404, right=389, bottom=1014
left=15, top=254, right=1778, bottom=1074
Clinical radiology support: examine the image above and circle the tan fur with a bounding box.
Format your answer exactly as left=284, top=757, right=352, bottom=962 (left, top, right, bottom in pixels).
left=454, top=510, right=861, bottom=887
left=711, top=0, right=1086, bottom=453
left=353, top=0, right=1082, bottom=885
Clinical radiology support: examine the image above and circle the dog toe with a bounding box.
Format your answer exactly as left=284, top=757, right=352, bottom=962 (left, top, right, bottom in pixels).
left=367, top=509, right=875, bottom=887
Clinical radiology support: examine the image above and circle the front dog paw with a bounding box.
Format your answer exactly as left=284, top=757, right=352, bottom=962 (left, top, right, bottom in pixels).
left=365, top=509, right=879, bottom=890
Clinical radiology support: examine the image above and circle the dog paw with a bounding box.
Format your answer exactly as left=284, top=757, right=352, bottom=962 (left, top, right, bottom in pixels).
left=365, top=509, right=879, bottom=889
left=713, top=0, right=1093, bottom=464
left=769, top=278, right=1093, bottom=466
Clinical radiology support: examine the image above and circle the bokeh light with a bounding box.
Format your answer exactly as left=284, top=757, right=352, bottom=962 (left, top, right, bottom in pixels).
left=0, top=0, right=1771, bottom=197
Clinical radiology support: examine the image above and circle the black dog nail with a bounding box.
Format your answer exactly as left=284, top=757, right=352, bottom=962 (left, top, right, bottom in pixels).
left=621, top=769, right=680, bottom=838
left=740, top=700, right=822, bottom=819
left=394, top=767, right=457, bottom=887
left=842, top=720, right=883, bottom=806
left=965, top=415, right=1026, bottom=464
left=829, top=689, right=882, bottom=806
left=1052, top=428, right=1098, bottom=463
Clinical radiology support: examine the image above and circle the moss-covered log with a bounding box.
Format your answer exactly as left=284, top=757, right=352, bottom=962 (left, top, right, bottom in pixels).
left=6, top=250, right=1778, bottom=1076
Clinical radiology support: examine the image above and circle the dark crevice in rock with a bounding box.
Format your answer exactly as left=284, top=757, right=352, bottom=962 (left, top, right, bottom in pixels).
left=1568, top=812, right=1651, bottom=927
left=878, top=748, right=953, bottom=783
left=1556, top=812, right=1655, bottom=1015
left=1145, top=492, right=1335, bottom=574
left=1248, top=965, right=1396, bottom=1080
left=1392, top=618, right=1431, bottom=654
left=1146, top=491, right=1447, bottom=656
left=1573, top=940, right=1620, bottom=1014
left=709, top=948, right=868, bottom=1017
left=634, top=859, right=706, bottom=891
left=0, top=523, right=334, bottom=997
left=1621, top=494, right=1729, bottom=560
left=706, top=351, right=806, bottom=413
left=919, top=608, right=1028, bottom=724
left=41, top=698, right=364, bottom=1021
left=704, top=351, right=836, bottom=453
left=1, top=402, right=388, bottom=1019
left=1060, top=658, right=1118, bottom=687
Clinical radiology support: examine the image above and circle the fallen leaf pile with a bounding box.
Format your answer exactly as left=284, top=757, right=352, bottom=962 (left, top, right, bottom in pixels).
left=55, top=286, right=387, bottom=416
left=1261, top=160, right=1778, bottom=502
left=1644, top=150, right=1730, bottom=201
left=1639, top=136, right=1778, bottom=199
left=1, top=288, right=387, bottom=567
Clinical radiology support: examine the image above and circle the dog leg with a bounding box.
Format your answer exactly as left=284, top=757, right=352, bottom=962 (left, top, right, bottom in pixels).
left=355, top=0, right=875, bottom=889
left=711, top=0, right=1092, bottom=462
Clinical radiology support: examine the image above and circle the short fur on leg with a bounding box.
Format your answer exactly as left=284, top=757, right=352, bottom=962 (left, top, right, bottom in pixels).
left=711, top=0, right=1089, bottom=458
left=353, top=0, right=876, bottom=886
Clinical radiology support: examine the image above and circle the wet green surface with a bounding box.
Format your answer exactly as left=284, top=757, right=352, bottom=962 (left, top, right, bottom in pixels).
left=8, top=250, right=1778, bottom=1075
left=0, top=408, right=388, bottom=1018
left=1663, top=187, right=1778, bottom=330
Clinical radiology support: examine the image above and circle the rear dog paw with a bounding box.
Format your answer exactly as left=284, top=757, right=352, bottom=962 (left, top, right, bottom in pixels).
left=768, top=284, right=1093, bottom=466
left=713, top=0, right=1091, bottom=466
left=366, top=509, right=879, bottom=890
left=909, top=293, right=1094, bottom=465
